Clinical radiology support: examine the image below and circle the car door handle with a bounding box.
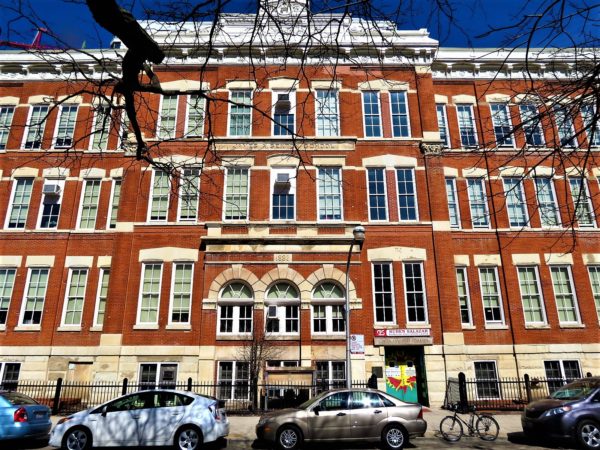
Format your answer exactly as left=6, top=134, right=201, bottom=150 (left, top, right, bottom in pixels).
left=337, top=412, right=346, bottom=416
left=172, top=412, right=182, bottom=416
left=374, top=410, right=382, bottom=414
left=132, top=415, right=140, bottom=419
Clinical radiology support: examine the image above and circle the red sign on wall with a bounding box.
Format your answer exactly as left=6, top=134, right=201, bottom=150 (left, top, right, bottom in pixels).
left=374, top=328, right=431, bottom=337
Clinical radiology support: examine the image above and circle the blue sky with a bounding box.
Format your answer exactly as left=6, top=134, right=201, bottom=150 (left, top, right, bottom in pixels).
left=0, top=0, right=585, bottom=50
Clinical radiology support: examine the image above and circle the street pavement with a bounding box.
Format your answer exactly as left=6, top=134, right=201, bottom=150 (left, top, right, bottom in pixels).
left=5, top=409, right=577, bottom=450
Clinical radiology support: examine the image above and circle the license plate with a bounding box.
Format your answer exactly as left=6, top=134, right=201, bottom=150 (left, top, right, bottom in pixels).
left=35, top=411, right=46, bottom=418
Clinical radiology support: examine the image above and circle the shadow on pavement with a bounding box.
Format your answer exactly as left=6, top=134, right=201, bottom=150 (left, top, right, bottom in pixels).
left=507, top=432, right=577, bottom=449
left=1, top=438, right=49, bottom=449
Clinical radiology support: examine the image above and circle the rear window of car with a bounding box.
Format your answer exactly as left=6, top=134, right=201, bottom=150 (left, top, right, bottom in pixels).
left=0, top=392, right=38, bottom=406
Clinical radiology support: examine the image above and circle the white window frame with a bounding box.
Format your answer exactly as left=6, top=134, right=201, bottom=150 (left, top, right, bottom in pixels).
left=362, top=91, right=382, bottom=138
left=534, top=177, right=561, bottom=228
left=395, top=167, right=418, bottom=222
left=554, top=106, right=577, bottom=148
left=228, top=89, right=253, bottom=137
left=473, top=360, right=500, bottom=399
left=436, top=104, right=450, bottom=147
left=315, top=89, right=339, bottom=137
left=569, top=177, right=596, bottom=228
left=588, top=265, right=600, bottom=322
left=147, top=170, right=170, bottom=222
left=22, top=104, right=49, bottom=150
left=366, top=167, right=388, bottom=222
left=177, top=167, right=200, bottom=222
left=403, top=262, right=428, bottom=324
left=0, top=362, right=21, bottom=387
left=19, top=267, right=50, bottom=327
left=89, top=103, right=111, bottom=151
left=93, top=268, right=110, bottom=328
left=549, top=265, right=581, bottom=325
left=52, top=103, right=79, bottom=149
left=317, top=167, right=343, bottom=222
left=184, top=94, right=205, bottom=137
left=77, top=178, right=102, bottom=230
left=467, top=178, right=490, bottom=229
left=516, top=266, right=547, bottom=326
left=478, top=266, right=505, bottom=326
left=544, top=360, right=582, bottom=392
left=503, top=177, right=529, bottom=228
left=0, top=105, right=15, bottom=150
left=217, top=305, right=253, bottom=336
left=316, top=361, right=346, bottom=391
left=490, top=103, right=514, bottom=148
left=223, top=167, right=250, bottom=221
left=372, top=262, right=396, bottom=324
left=37, top=178, right=65, bottom=230
left=519, top=104, right=545, bottom=147
left=168, top=262, right=194, bottom=325
left=270, top=167, right=296, bottom=221
left=311, top=304, right=345, bottom=336
left=445, top=177, right=461, bottom=229
left=60, top=267, right=89, bottom=327
left=157, top=94, right=178, bottom=139
left=456, top=104, right=478, bottom=148
left=217, top=361, right=250, bottom=400
left=272, top=89, right=296, bottom=137
left=581, top=104, right=600, bottom=147
left=389, top=90, right=411, bottom=138
left=5, top=178, right=34, bottom=230
left=455, top=267, right=473, bottom=327
left=107, top=178, right=122, bottom=229
left=0, top=267, right=17, bottom=326
left=136, top=263, right=163, bottom=325
left=139, top=362, right=178, bottom=388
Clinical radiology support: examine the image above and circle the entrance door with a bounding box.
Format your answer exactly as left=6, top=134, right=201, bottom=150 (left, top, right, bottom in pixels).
left=384, top=347, right=428, bottom=406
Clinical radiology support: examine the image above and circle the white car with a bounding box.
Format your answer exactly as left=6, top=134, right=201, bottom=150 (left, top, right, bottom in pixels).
left=49, top=389, right=229, bottom=450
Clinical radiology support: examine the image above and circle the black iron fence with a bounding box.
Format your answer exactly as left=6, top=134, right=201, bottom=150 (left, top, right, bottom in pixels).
left=2, top=378, right=368, bottom=415
left=444, top=372, right=595, bottom=411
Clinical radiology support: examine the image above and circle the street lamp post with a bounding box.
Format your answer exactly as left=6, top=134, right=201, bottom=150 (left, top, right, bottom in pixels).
left=345, top=225, right=365, bottom=389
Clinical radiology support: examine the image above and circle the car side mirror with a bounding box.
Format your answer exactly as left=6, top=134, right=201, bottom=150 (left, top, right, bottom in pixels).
left=101, top=406, right=108, bottom=417
left=313, top=405, right=320, bottom=416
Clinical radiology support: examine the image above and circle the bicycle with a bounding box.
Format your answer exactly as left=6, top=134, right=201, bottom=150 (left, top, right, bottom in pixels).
left=439, top=403, right=499, bottom=442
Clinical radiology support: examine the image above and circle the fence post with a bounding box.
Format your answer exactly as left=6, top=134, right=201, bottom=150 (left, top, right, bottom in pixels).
left=122, top=378, right=128, bottom=396
left=187, top=377, right=192, bottom=391
left=524, top=373, right=532, bottom=403
left=458, top=372, right=468, bottom=411
left=52, top=378, right=63, bottom=415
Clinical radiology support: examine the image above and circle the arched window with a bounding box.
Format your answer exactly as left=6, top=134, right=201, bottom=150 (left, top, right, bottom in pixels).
left=218, top=282, right=253, bottom=335
left=312, top=282, right=345, bottom=335
left=265, top=282, right=299, bottom=334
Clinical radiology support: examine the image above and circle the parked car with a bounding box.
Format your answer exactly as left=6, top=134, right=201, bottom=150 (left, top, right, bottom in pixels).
left=256, top=388, right=427, bottom=450
left=0, top=391, right=52, bottom=442
left=522, top=377, right=600, bottom=449
left=49, top=389, right=229, bottom=450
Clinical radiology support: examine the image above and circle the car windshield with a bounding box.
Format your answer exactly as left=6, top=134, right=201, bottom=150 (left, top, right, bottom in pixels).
left=550, top=380, right=600, bottom=400
left=1, top=392, right=39, bottom=405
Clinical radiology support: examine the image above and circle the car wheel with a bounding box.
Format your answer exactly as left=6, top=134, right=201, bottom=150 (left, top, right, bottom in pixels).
left=62, top=427, right=92, bottom=450
left=577, top=420, right=600, bottom=450
left=175, top=425, right=203, bottom=450
left=276, top=424, right=303, bottom=450
left=381, top=423, right=408, bottom=450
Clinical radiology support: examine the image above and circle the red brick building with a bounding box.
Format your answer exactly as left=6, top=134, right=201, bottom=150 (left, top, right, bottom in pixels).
left=0, top=1, right=598, bottom=406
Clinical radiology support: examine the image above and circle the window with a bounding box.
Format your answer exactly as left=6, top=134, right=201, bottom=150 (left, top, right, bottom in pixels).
left=23, top=105, right=49, bottom=149
left=362, top=91, right=382, bottom=137
left=474, top=361, right=500, bottom=399
left=316, top=90, right=339, bottom=136
left=404, top=262, right=427, bottom=323
left=312, top=282, right=345, bottom=335
left=0, top=105, right=15, bottom=150
left=157, top=95, right=178, bottom=139
left=554, top=106, right=576, bottom=148
left=78, top=179, right=101, bottom=229
left=490, top=103, right=513, bottom=147
left=367, top=168, right=388, bottom=221
left=503, top=177, right=528, bottom=227
left=390, top=91, right=410, bottom=137
left=178, top=167, right=200, bottom=221
left=224, top=168, right=249, bottom=220
left=317, top=391, right=349, bottom=410
left=457, top=104, right=477, bottom=147
left=229, top=90, right=252, bottom=136
left=396, top=168, right=417, bottom=221
left=271, top=168, right=295, bottom=220
left=273, top=91, right=295, bottom=136
left=265, top=283, right=299, bottom=335
left=90, top=104, right=111, bottom=151
left=0, top=268, right=16, bottom=325
left=6, top=178, right=33, bottom=229
left=170, top=263, right=193, bottom=324
left=317, top=167, right=342, bottom=221
left=581, top=104, right=600, bottom=146
left=185, top=94, right=205, bottom=137
left=316, top=361, right=346, bottom=392
left=54, top=104, right=78, bottom=148
left=218, top=282, right=253, bottom=334
left=544, top=360, right=581, bottom=393
left=436, top=104, right=450, bottom=147
left=588, top=266, right=600, bottom=322
left=38, top=179, right=64, bottom=229
left=517, top=267, right=546, bottom=325
left=534, top=177, right=560, bottom=227
left=108, top=178, right=121, bottom=229
left=519, top=104, right=544, bottom=146
left=479, top=267, right=504, bottom=324
left=140, top=363, right=177, bottom=389
left=569, top=178, right=595, bottom=227
left=93, top=268, right=110, bottom=327
left=218, top=361, right=249, bottom=400
left=62, top=268, right=88, bottom=326
left=455, top=267, right=472, bottom=326
left=149, top=170, right=169, bottom=222
left=119, top=110, right=131, bottom=150
left=445, top=178, right=460, bottom=228
left=20, top=268, right=49, bottom=325
left=467, top=178, right=489, bottom=228
left=550, top=266, right=580, bottom=324
left=0, top=363, right=20, bottom=390
left=373, top=263, right=394, bottom=323
left=137, top=263, right=162, bottom=324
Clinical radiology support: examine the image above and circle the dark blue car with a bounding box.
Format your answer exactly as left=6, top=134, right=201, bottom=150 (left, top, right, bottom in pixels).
left=522, top=377, right=600, bottom=449
left=0, top=391, right=52, bottom=442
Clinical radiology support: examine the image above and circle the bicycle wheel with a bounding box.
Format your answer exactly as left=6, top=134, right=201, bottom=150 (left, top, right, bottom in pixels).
left=440, top=416, right=463, bottom=442
left=476, top=414, right=499, bottom=441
